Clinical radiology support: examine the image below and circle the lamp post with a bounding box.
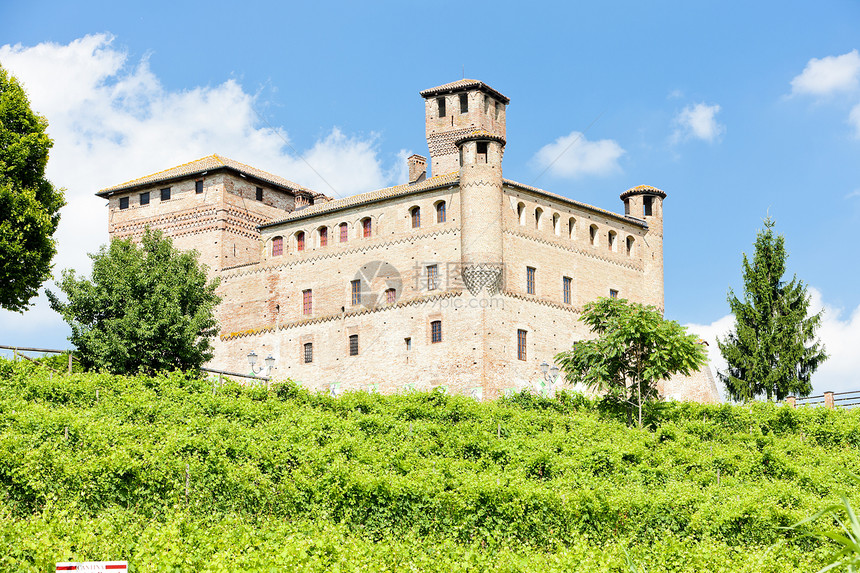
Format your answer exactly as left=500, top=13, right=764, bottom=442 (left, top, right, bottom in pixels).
left=540, top=360, right=560, bottom=384
left=247, top=351, right=276, bottom=377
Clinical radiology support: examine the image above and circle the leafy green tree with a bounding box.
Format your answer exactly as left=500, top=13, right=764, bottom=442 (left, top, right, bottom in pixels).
left=0, top=64, right=65, bottom=311
left=555, top=297, right=706, bottom=427
left=717, top=217, right=826, bottom=402
left=47, top=229, right=220, bottom=374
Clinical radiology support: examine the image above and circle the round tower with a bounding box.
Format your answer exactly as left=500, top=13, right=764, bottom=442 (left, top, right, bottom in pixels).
left=620, top=185, right=667, bottom=311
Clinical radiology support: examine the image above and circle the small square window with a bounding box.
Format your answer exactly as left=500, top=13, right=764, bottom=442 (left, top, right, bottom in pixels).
left=349, top=334, right=359, bottom=356
left=609, top=289, right=619, bottom=299
left=160, top=187, right=171, bottom=201
left=303, top=342, right=313, bottom=364
left=195, top=180, right=203, bottom=194
left=431, top=320, right=442, bottom=343
left=139, top=192, right=150, bottom=205
left=256, top=187, right=263, bottom=201
left=119, top=196, right=129, bottom=210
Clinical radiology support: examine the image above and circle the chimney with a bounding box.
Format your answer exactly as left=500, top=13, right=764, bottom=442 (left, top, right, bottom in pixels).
left=407, top=154, right=427, bottom=184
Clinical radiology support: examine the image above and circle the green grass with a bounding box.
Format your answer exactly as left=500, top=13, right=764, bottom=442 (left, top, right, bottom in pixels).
left=1, top=358, right=858, bottom=571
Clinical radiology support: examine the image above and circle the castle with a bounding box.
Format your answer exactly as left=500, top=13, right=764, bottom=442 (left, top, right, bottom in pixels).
left=97, top=79, right=720, bottom=403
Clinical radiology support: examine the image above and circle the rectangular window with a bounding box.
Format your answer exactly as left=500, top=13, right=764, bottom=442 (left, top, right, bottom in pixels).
left=256, top=187, right=263, bottom=201
left=517, top=329, right=527, bottom=361
left=624, top=199, right=630, bottom=215
left=195, top=180, right=203, bottom=194
left=526, top=266, right=536, bottom=295
left=386, top=288, right=396, bottom=304
left=319, top=227, right=327, bottom=247
left=139, top=192, right=150, bottom=205
left=349, top=334, right=359, bottom=356
left=119, top=196, right=129, bottom=210
left=297, top=232, right=305, bottom=251
left=431, top=320, right=442, bottom=343
left=609, top=289, right=619, bottom=299
left=363, top=218, right=371, bottom=238
left=405, top=337, right=411, bottom=351
left=303, top=342, right=313, bottom=364
left=160, top=187, right=171, bottom=201
left=436, top=202, right=446, bottom=223
left=302, top=289, right=312, bottom=315
left=476, top=141, right=488, bottom=163
left=643, top=196, right=653, bottom=216
left=427, top=264, right=438, bottom=291
left=340, top=223, right=348, bottom=242
left=351, top=279, right=361, bottom=306
left=437, top=97, right=446, bottom=117
left=272, top=236, right=283, bottom=256
left=563, top=276, right=572, bottom=304
left=459, top=93, right=468, bottom=114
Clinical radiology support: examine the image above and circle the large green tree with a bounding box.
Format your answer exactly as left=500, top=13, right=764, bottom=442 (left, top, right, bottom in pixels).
left=47, top=229, right=220, bottom=374
left=0, top=64, right=65, bottom=312
left=555, top=297, right=706, bottom=427
left=717, top=217, right=826, bottom=402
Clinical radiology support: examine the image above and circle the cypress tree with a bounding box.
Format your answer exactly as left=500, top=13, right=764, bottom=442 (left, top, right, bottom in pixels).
left=717, top=217, right=826, bottom=401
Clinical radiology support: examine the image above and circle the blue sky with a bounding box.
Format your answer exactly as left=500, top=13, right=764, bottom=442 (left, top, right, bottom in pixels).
left=2, top=1, right=859, bottom=394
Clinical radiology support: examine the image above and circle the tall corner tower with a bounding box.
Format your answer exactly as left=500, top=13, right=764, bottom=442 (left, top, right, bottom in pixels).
left=419, top=79, right=509, bottom=177
left=620, top=185, right=667, bottom=312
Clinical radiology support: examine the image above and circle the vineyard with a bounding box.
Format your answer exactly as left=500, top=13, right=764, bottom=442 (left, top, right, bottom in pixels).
left=2, top=358, right=859, bottom=572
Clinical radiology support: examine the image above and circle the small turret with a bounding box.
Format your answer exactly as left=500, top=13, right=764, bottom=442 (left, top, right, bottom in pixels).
left=621, top=185, right=666, bottom=311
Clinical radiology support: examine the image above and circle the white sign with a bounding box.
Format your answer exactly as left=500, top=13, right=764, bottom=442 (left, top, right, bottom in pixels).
left=56, top=562, right=128, bottom=572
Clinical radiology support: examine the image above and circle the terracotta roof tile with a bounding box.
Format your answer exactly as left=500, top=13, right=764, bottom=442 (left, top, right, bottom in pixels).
left=619, top=185, right=667, bottom=200
left=420, top=79, right=510, bottom=104
left=97, top=154, right=323, bottom=197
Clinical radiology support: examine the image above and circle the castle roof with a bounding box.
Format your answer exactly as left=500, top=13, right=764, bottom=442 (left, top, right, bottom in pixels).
left=260, top=172, right=461, bottom=228
left=454, top=129, right=507, bottom=146
left=420, top=79, right=510, bottom=105
left=260, top=174, right=648, bottom=230
left=96, top=154, right=324, bottom=198
left=619, top=185, right=667, bottom=200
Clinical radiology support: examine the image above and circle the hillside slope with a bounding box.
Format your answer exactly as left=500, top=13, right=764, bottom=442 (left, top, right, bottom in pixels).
left=1, top=359, right=858, bottom=572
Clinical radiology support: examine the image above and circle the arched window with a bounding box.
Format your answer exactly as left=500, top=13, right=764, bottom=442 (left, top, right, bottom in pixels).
left=552, top=213, right=560, bottom=236
left=296, top=231, right=305, bottom=252
left=339, top=222, right=348, bottom=243
left=272, top=236, right=283, bottom=256
left=318, top=226, right=328, bottom=247
left=608, top=230, right=617, bottom=252
left=362, top=217, right=372, bottom=238
left=626, top=236, right=634, bottom=256
left=436, top=201, right=447, bottom=223
left=517, top=202, right=525, bottom=225
left=589, top=225, right=598, bottom=246
left=535, top=207, right=543, bottom=230
left=411, top=206, right=421, bottom=229
left=568, top=217, right=576, bottom=239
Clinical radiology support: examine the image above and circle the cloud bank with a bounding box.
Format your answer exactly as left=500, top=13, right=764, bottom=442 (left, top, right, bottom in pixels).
left=0, top=34, right=405, bottom=348
left=531, top=131, right=625, bottom=178
left=790, top=50, right=860, bottom=96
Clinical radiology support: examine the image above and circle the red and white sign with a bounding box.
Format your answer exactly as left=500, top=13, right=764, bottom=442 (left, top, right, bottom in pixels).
left=56, top=562, right=128, bottom=571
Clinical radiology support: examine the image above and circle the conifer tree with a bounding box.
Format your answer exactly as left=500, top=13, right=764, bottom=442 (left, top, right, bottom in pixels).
left=717, top=217, right=826, bottom=401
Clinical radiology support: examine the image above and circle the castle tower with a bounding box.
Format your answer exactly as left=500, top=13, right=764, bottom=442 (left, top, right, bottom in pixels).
left=419, top=79, right=509, bottom=177
left=620, top=185, right=666, bottom=311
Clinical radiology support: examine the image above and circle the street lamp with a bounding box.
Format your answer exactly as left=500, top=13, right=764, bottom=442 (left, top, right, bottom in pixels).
left=248, top=351, right=276, bottom=376
left=540, top=360, right=560, bottom=384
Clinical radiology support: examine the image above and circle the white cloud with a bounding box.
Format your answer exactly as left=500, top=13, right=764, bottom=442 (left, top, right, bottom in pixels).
left=845, top=188, right=860, bottom=199
left=684, top=287, right=860, bottom=399
left=849, top=103, right=860, bottom=138
left=790, top=50, right=860, bottom=96
left=0, top=34, right=405, bottom=344
left=672, top=103, right=725, bottom=143
left=531, top=131, right=625, bottom=178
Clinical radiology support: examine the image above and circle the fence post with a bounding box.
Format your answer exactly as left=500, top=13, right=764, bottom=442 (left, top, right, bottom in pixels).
left=786, top=396, right=796, bottom=408
left=824, top=391, right=835, bottom=410
left=68, top=353, right=72, bottom=374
